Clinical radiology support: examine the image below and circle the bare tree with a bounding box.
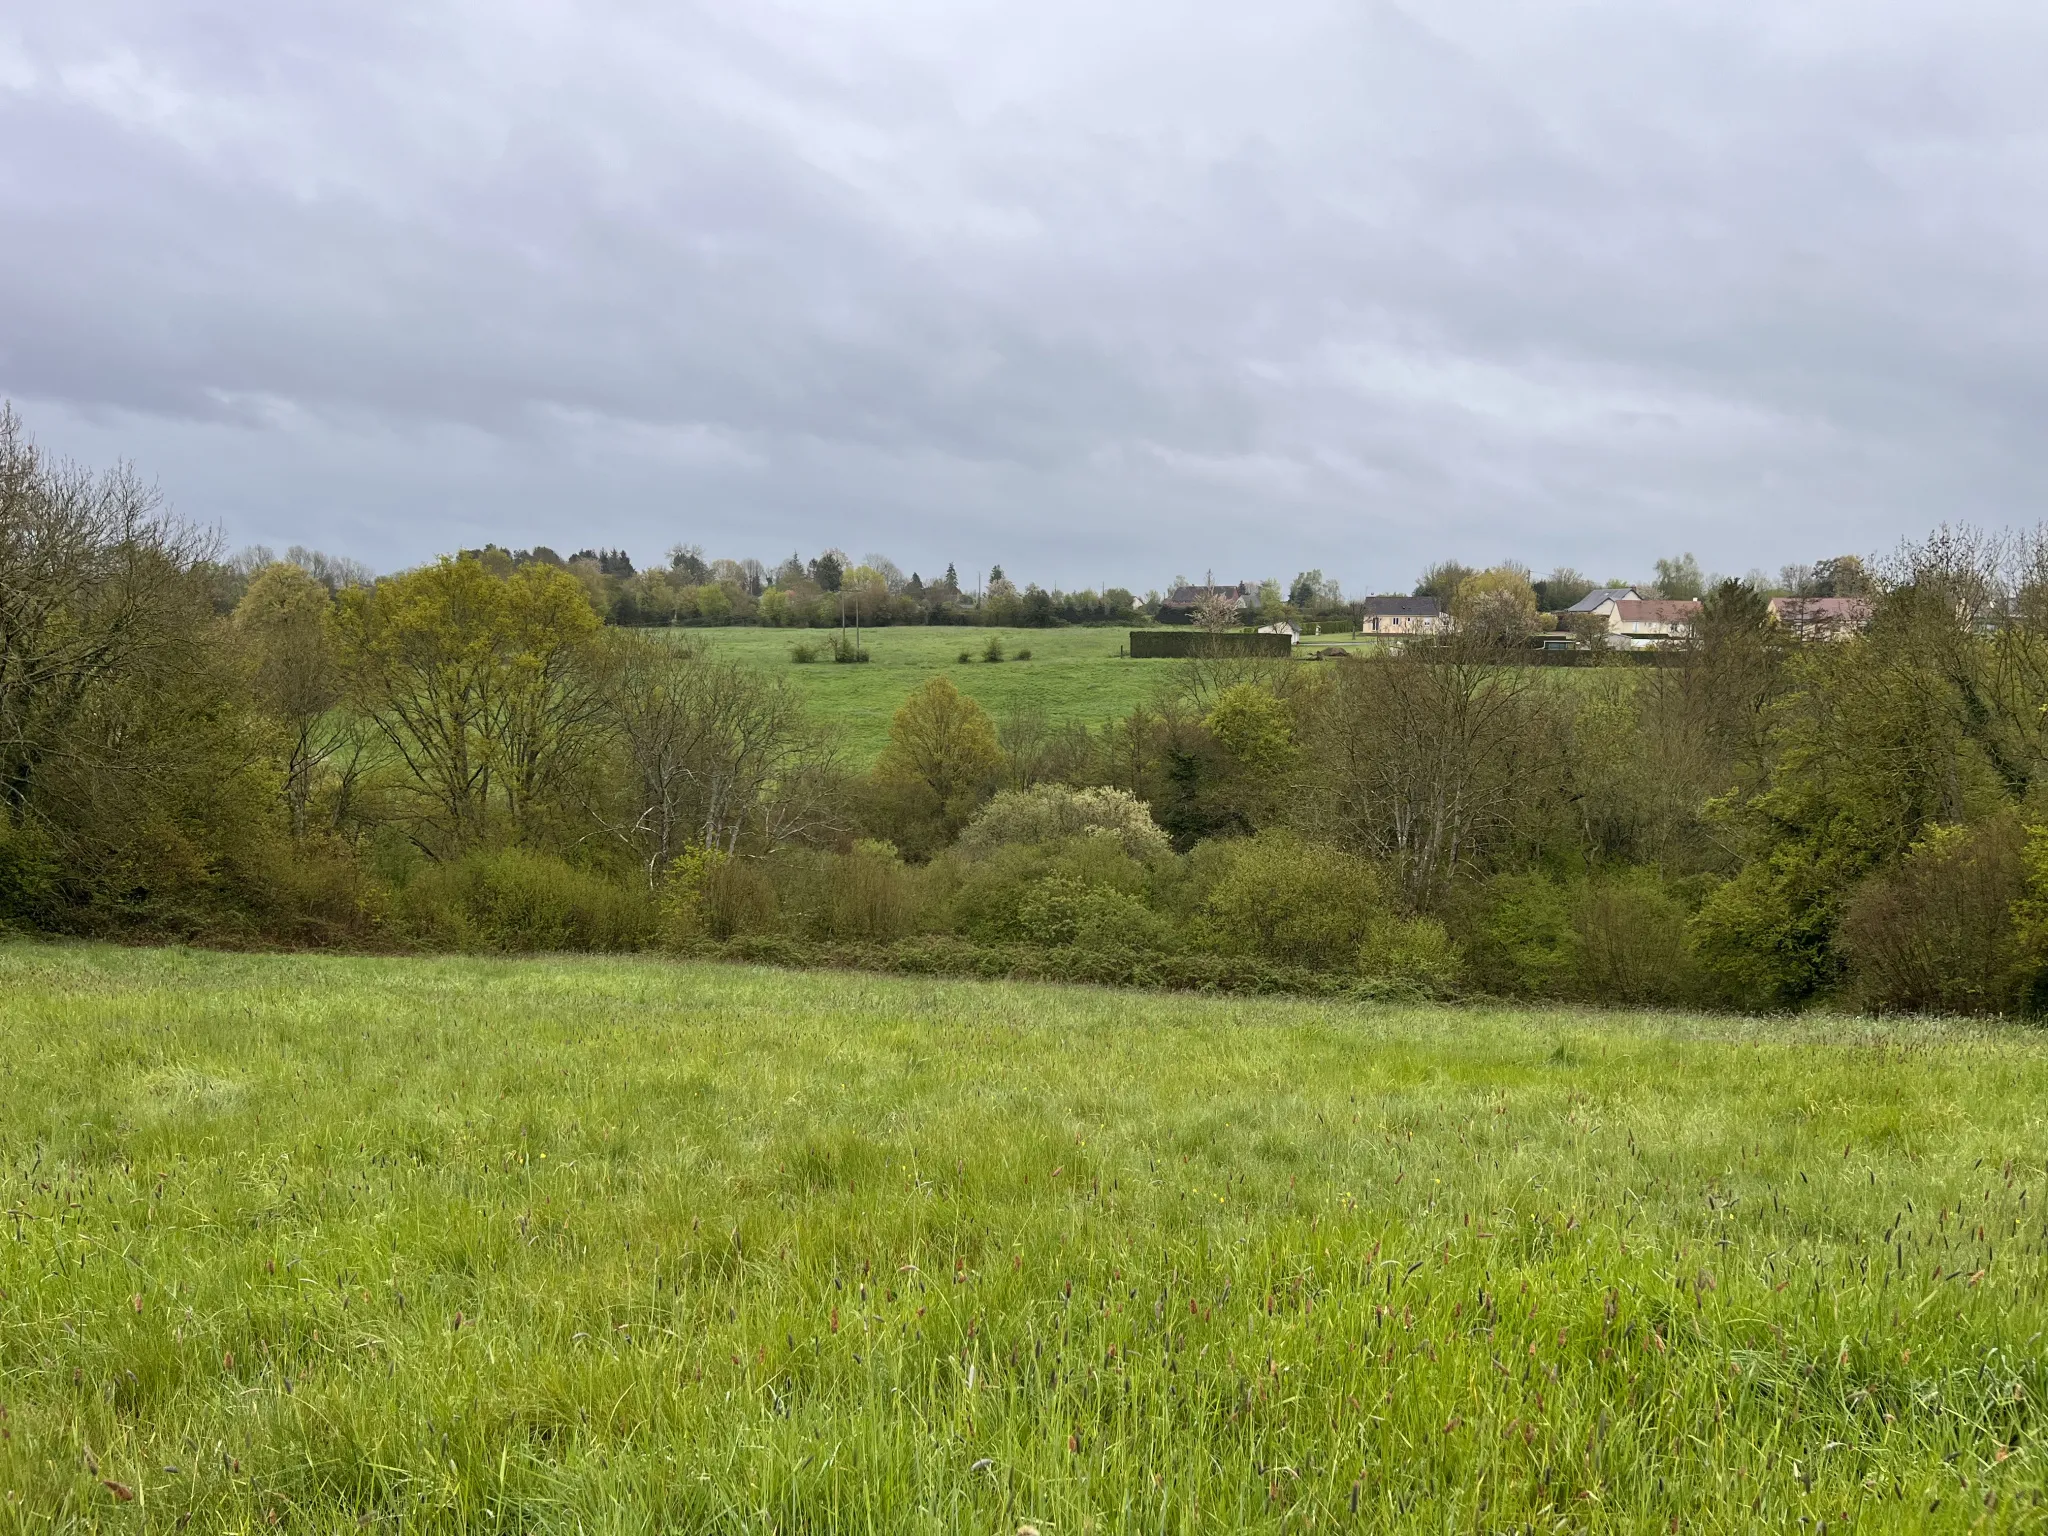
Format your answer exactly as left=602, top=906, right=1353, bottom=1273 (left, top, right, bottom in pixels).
left=0, top=404, right=212, bottom=820
left=597, top=638, right=834, bottom=880
left=1297, top=638, right=1538, bottom=906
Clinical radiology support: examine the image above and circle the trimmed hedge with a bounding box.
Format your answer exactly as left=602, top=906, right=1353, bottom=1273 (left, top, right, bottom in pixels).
left=1128, top=631, right=1294, bottom=659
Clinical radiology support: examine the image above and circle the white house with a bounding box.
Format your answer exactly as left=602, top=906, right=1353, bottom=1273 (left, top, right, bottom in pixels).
left=1358, top=596, right=1446, bottom=635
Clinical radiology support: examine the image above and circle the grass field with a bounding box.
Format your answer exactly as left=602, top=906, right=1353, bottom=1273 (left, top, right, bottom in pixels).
left=676, top=628, right=1192, bottom=764
left=3, top=944, right=2046, bottom=1531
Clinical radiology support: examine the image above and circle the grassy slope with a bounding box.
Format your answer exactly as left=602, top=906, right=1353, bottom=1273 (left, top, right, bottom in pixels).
left=2, top=945, right=2045, bottom=1531
left=679, top=627, right=1181, bottom=764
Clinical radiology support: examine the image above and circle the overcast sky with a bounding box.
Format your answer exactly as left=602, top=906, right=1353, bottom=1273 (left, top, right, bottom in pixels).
left=5, top=1, right=2047, bottom=593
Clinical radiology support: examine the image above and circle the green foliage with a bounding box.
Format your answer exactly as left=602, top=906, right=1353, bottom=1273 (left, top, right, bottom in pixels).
left=333, top=556, right=606, bottom=855
left=1574, top=870, right=1691, bottom=1006
left=1653, top=551, right=1705, bottom=600
left=778, top=842, right=924, bottom=944
left=1357, top=911, right=1462, bottom=992
left=1838, top=818, right=2032, bottom=1015
left=1688, top=848, right=1843, bottom=1010
left=395, top=848, right=654, bottom=952
left=1468, top=872, right=1581, bottom=998
left=0, top=807, right=57, bottom=928
left=1452, top=565, right=1540, bottom=640
left=869, top=676, right=1004, bottom=856
left=981, top=634, right=1005, bottom=663
left=660, top=846, right=780, bottom=943
left=980, top=872, right=1172, bottom=952
left=1195, top=831, right=1378, bottom=970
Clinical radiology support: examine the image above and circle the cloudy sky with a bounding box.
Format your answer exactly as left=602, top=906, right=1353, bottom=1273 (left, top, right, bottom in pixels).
left=5, top=1, right=2046, bottom=593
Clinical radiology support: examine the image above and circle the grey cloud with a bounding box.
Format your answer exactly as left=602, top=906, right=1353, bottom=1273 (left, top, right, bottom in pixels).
left=4, top=0, right=2048, bottom=590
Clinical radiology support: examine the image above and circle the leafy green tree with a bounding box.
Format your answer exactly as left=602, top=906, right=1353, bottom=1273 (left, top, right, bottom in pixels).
left=1533, top=567, right=1593, bottom=613
left=0, top=405, right=279, bottom=926
left=234, top=562, right=352, bottom=838
left=333, top=557, right=605, bottom=855
left=870, top=676, right=1002, bottom=854
left=1414, top=561, right=1475, bottom=603
left=1202, top=682, right=1296, bottom=833
left=1653, top=553, right=1705, bottom=600
left=1452, top=566, right=1539, bottom=643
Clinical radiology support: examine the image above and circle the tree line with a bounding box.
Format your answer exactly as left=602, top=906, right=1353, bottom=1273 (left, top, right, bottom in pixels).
left=2, top=407, right=2039, bottom=1015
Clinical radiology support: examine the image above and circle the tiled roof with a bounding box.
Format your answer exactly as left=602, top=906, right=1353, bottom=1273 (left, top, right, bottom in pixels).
left=1613, top=599, right=1700, bottom=624
left=1770, top=596, right=1872, bottom=624
left=1564, top=587, right=1640, bottom=613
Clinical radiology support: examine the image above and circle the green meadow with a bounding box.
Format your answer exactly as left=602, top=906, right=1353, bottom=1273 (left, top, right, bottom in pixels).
left=681, top=627, right=1293, bottom=764
left=2, top=944, right=2045, bottom=1530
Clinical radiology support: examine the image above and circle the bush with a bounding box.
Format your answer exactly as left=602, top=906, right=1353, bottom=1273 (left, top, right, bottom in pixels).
left=662, top=848, right=779, bottom=943
left=989, top=874, right=1172, bottom=952
left=1465, top=874, right=1580, bottom=998
left=790, top=641, right=819, bottom=663
left=1196, top=831, right=1381, bottom=970
left=0, top=809, right=59, bottom=930
left=1574, top=870, right=1690, bottom=1006
left=1358, top=912, right=1461, bottom=993
left=830, top=635, right=869, bottom=663
left=982, top=635, right=1005, bottom=663
left=1839, top=820, right=2029, bottom=1015
left=944, top=837, right=1159, bottom=947
left=1688, top=848, right=1843, bottom=1011
left=957, top=650, right=973, bottom=664
left=396, top=848, right=654, bottom=951
left=786, top=843, right=924, bottom=943
left=957, top=785, right=1171, bottom=863
left=1014, top=648, right=1032, bottom=661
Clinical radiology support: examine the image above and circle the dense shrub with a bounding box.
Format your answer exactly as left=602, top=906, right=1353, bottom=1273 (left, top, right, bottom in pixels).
left=662, top=848, right=780, bottom=942
left=1189, top=830, right=1454, bottom=983
left=957, top=785, right=1171, bottom=863
left=1196, top=831, right=1375, bottom=969
left=1574, top=871, right=1690, bottom=1006
left=1462, top=874, right=1580, bottom=998
left=1838, top=819, right=2030, bottom=1015
left=1357, top=912, right=1461, bottom=993
left=396, top=848, right=654, bottom=951
left=0, top=810, right=58, bottom=930
left=780, top=843, right=924, bottom=943
left=1687, top=849, right=1845, bottom=1011
left=944, top=837, right=1161, bottom=948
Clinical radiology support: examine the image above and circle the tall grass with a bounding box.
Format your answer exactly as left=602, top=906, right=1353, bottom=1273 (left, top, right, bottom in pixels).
left=1, top=943, right=2044, bottom=1529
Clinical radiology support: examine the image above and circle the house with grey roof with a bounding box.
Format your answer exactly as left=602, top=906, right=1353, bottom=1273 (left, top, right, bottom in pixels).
left=1358, top=596, right=1445, bottom=636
